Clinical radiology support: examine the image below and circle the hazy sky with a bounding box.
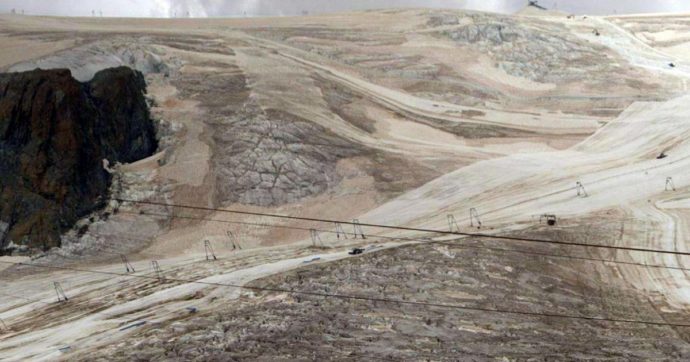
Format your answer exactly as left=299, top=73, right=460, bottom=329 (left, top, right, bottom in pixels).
left=1, top=0, right=689, bottom=18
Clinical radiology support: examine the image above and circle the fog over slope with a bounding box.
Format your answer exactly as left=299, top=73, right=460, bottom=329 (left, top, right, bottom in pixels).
left=1, top=0, right=690, bottom=17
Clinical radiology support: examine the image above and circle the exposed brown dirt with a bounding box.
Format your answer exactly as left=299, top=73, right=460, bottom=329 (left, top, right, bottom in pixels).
left=81, top=239, right=690, bottom=361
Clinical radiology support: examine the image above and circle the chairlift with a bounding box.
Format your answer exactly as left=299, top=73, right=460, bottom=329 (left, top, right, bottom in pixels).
left=539, top=214, right=557, bottom=226
left=349, top=248, right=365, bottom=255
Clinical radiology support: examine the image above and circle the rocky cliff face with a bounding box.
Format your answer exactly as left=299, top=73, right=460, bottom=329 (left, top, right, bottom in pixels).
left=0, top=67, right=157, bottom=252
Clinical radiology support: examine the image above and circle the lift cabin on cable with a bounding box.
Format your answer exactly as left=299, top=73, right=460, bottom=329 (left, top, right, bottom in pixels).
left=539, top=214, right=557, bottom=226
left=528, top=1, right=547, bottom=11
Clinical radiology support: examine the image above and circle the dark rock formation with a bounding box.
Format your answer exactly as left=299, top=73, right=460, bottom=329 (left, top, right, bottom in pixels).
left=0, top=67, right=157, bottom=252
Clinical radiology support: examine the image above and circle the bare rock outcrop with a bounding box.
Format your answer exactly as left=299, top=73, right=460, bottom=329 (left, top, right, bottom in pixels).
left=0, top=67, right=157, bottom=251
